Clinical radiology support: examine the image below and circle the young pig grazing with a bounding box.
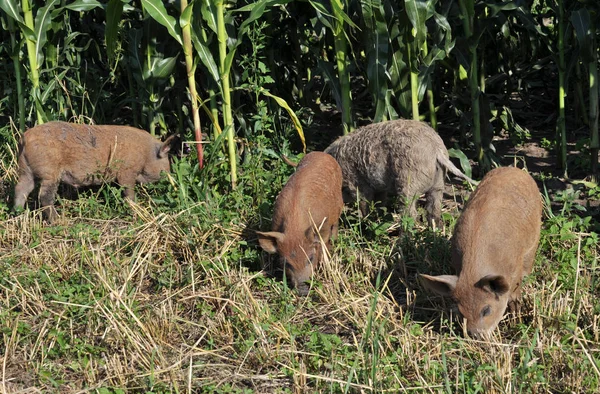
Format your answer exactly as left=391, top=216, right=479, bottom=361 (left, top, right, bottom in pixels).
left=14, top=121, right=175, bottom=222
left=324, top=119, right=475, bottom=227
left=256, top=152, right=343, bottom=294
left=420, top=167, right=542, bottom=336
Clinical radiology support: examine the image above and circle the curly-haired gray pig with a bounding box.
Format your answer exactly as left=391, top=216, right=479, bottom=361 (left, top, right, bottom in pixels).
left=420, top=167, right=542, bottom=336
left=324, top=119, right=475, bottom=227
left=14, top=121, right=175, bottom=222
left=256, top=152, right=343, bottom=294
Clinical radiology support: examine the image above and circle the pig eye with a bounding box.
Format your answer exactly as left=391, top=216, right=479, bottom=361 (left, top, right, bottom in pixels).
left=481, top=305, right=491, bottom=318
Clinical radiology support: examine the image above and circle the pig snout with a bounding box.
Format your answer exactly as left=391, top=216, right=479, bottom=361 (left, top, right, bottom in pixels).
left=283, top=246, right=320, bottom=293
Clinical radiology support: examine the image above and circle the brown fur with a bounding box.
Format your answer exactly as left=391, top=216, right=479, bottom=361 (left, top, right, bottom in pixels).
left=256, top=152, right=343, bottom=293
left=420, top=167, right=543, bottom=336
left=14, top=121, right=175, bottom=221
left=324, top=119, right=476, bottom=227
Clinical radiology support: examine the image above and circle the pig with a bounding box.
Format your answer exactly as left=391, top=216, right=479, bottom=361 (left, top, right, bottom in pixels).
left=420, top=167, right=543, bottom=336
left=324, top=119, right=476, bottom=227
left=256, top=151, right=344, bottom=294
left=14, top=121, right=175, bottom=222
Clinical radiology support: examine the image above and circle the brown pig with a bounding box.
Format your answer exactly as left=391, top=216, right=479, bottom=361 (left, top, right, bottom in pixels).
left=420, top=167, right=542, bottom=336
left=14, top=121, right=175, bottom=221
left=256, top=151, right=344, bottom=293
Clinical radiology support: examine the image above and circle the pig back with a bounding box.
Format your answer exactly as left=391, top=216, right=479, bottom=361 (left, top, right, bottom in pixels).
left=325, top=119, right=447, bottom=193
left=21, top=122, right=163, bottom=185
left=451, top=167, right=542, bottom=275
left=271, top=152, right=343, bottom=234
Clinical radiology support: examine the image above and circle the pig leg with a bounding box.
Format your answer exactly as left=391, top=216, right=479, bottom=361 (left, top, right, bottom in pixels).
left=117, top=175, right=137, bottom=200
left=323, top=222, right=339, bottom=254
left=38, top=180, right=59, bottom=222
left=357, top=187, right=376, bottom=217
left=14, top=168, right=35, bottom=210
left=395, top=188, right=418, bottom=222
left=344, top=184, right=372, bottom=216
left=425, top=169, right=445, bottom=228
left=122, top=187, right=136, bottom=200
left=508, top=284, right=522, bottom=314
left=521, top=241, right=539, bottom=276
left=330, top=222, right=339, bottom=240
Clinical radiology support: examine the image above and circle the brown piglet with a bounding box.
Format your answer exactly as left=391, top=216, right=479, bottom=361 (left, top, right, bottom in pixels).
left=14, top=121, right=175, bottom=222
left=257, top=152, right=344, bottom=294
left=420, top=167, right=542, bottom=336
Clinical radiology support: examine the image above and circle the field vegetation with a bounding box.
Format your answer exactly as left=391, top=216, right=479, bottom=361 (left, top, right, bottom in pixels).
left=0, top=0, right=599, bottom=392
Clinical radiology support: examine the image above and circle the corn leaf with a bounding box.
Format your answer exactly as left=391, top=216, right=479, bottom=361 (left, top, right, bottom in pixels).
left=65, top=0, right=102, bottom=12
left=105, top=0, right=123, bottom=65
left=190, top=29, right=221, bottom=90
left=0, top=0, right=24, bottom=23
left=236, top=0, right=293, bottom=37
left=33, top=0, right=60, bottom=66
left=260, top=89, right=306, bottom=153
left=404, top=0, right=435, bottom=46
left=141, top=0, right=183, bottom=45
left=571, top=8, right=592, bottom=63
left=180, top=1, right=193, bottom=30
left=143, top=56, right=179, bottom=82
left=200, top=0, right=218, bottom=34
left=448, top=148, right=473, bottom=179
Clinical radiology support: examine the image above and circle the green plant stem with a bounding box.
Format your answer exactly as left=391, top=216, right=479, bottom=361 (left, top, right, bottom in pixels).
left=332, top=0, right=353, bottom=134
left=409, top=40, right=419, bottom=120
left=22, top=0, right=43, bottom=124
left=216, top=0, right=237, bottom=188
left=557, top=0, right=567, bottom=174
left=180, top=0, right=203, bottom=168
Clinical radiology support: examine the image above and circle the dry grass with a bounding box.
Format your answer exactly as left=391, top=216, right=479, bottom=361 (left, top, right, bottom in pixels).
left=0, top=181, right=599, bottom=393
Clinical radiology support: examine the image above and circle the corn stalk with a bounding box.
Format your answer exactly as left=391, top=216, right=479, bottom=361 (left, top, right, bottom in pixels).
left=215, top=0, right=237, bottom=187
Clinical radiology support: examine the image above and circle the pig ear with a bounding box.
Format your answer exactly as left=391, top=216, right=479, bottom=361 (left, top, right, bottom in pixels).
left=256, top=231, right=285, bottom=254
left=419, top=274, right=458, bottom=297
left=477, top=275, right=510, bottom=296
left=158, top=135, right=177, bottom=158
